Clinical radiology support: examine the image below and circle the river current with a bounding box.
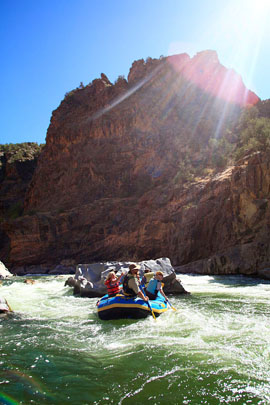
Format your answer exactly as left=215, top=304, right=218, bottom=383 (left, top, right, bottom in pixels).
left=1, top=274, right=270, bottom=405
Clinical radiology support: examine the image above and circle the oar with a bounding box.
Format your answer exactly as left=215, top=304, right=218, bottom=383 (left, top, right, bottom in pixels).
left=6, top=300, right=13, bottom=313
left=143, top=266, right=174, bottom=312
left=166, top=298, right=177, bottom=311
left=147, top=300, right=157, bottom=321
left=139, top=284, right=156, bottom=321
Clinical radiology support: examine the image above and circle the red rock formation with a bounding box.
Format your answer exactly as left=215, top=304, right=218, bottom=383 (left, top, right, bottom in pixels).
left=25, top=51, right=257, bottom=214
left=2, top=51, right=267, bottom=277
left=168, top=50, right=259, bottom=106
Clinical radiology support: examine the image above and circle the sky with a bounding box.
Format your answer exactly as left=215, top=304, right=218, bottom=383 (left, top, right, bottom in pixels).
left=1, top=0, right=270, bottom=145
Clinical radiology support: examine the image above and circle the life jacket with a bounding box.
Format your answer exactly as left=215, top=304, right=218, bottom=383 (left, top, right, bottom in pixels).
left=146, top=278, right=160, bottom=296
left=105, top=279, right=121, bottom=297
left=122, top=274, right=137, bottom=297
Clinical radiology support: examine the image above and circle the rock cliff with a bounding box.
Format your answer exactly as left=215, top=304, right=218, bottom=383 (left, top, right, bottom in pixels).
left=0, top=143, right=43, bottom=261
left=2, top=50, right=268, bottom=278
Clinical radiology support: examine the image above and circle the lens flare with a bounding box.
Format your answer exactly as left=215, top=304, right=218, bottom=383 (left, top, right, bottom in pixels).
left=0, top=393, right=19, bottom=405
left=1, top=368, right=54, bottom=403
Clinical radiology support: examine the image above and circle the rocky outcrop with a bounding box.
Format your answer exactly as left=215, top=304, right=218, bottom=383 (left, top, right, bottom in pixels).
left=174, top=151, right=270, bottom=276
left=1, top=51, right=267, bottom=278
left=22, top=51, right=258, bottom=214
left=65, top=257, right=188, bottom=297
left=0, top=296, right=10, bottom=313
left=0, top=143, right=42, bottom=216
left=168, top=51, right=258, bottom=106
left=0, top=261, right=13, bottom=279
left=10, top=262, right=76, bottom=276
left=5, top=150, right=270, bottom=278
left=0, top=143, right=43, bottom=261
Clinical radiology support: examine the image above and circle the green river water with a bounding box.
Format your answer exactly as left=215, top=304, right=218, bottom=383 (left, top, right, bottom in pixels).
left=1, top=274, right=270, bottom=405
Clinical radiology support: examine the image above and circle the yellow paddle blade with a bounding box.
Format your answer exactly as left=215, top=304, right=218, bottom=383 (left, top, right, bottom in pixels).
left=147, top=301, right=156, bottom=320
left=167, top=300, right=177, bottom=311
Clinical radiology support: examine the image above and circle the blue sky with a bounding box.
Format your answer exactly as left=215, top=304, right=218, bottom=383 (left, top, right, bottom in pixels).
left=1, top=0, right=270, bottom=144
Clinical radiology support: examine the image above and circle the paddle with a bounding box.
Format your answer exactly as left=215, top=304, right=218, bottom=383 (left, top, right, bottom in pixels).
left=166, top=298, right=177, bottom=311
left=6, top=300, right=13, bottom=313
left=139, top=284, right=156, bottom=321
left=147, top=299, right=157, bottom=321
left=143, top=265, right=174, bottom=312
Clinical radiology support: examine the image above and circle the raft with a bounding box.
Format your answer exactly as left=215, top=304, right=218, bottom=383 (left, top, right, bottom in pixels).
left=97, top=293, right=168, bottom=320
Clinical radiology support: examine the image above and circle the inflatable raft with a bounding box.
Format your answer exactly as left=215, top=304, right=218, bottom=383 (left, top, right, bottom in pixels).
left=97, top=293, right=168, bottom=320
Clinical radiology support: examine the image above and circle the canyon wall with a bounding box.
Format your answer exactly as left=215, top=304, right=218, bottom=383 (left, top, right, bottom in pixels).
left=2, top=50, right=269, bottom=277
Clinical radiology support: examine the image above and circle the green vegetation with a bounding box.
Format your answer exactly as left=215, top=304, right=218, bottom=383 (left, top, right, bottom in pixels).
left=234, top=107, right=270, bottom=160
left=206, top=105, right=270, bottom=167
left=208, top=136, right=234, bottom=168
left=173, top=157, right=195, bottom=184
left=0, top=142, right=44, bottom=164
left=172, top=101, right=270, bottom=186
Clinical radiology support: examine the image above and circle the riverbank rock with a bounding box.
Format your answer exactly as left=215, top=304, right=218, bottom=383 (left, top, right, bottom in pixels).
left=65, top=257, right=188, bottom=298
left=0, top=261, right=13, bottom=279
left=0, top=296, right=10, bottom=313
left=257, top=267, right=270, bottom=280
left=9, top=263, right=76, bottom=276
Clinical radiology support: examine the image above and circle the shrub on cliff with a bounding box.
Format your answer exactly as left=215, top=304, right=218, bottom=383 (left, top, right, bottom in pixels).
left=234, top=107, right=270, bottom=159
left=0, top=142, right=44, bottom=164
left=208, top=136, right=234, bottom=169
left=257, top=99, right=270, bottom=119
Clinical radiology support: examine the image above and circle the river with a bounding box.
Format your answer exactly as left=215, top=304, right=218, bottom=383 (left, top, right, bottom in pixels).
left=1, top=274, right=270, bottom=405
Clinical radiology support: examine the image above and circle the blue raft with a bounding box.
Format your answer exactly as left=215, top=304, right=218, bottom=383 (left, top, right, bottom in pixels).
left=97, top=293, right=168, bottom=320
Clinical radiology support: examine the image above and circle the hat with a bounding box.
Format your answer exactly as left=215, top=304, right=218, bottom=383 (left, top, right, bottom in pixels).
left=129, top=264, right=140, bottom=272
left=156, top=271, right=164, bottom=277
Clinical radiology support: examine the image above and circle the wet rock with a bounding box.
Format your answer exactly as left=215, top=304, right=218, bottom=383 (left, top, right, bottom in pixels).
left=0, top=295, right=10, bottom=313
left=257, top=268, right=270, bottom=280
left=65, top=257, right=188, bottom=298
left=24, top=279, right=37, bottom=284
left=0, top=261, right=13, bottom=279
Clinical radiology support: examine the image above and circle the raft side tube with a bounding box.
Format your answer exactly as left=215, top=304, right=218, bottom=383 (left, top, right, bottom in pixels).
left=97, top=293, right=168, bottom=320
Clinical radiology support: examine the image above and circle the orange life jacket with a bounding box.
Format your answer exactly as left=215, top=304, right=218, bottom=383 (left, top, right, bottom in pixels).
left=105, top=279, right=121, bottom=296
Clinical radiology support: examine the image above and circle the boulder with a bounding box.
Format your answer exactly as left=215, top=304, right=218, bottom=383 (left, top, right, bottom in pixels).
left=257, top=268, right=270, bottom=280
left=0, top=261, right=13, bottom=279
left=65, top=257, right=188, bottom=298
left=0, top=296, right=10, bottom=313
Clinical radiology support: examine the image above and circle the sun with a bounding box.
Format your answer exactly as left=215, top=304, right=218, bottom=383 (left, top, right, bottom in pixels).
left=193, top=0, right=270, bottom=95
left=255, top=0, right=270, bottom=11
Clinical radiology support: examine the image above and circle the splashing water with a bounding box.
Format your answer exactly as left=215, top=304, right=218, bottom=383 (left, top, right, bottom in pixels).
left=1, top=274, right=270, bottom=404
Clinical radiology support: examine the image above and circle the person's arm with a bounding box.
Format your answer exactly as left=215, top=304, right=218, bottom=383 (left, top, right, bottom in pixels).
left=159, top=287, right=168, bottom=301
left=138, top=290, right=149, bottom=301
left=129, top=278, right=149, bottom=301
left=116, top=272, right=124, bottom=282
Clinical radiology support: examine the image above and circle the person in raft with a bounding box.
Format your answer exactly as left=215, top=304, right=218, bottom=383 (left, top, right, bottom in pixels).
left=141, top=269, right=154, bottom=288
left=122, top=264, right=149, bottom=301
left=104, top=270, right=124, bottom=297
left=145, top=271, right=168, bottom=301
